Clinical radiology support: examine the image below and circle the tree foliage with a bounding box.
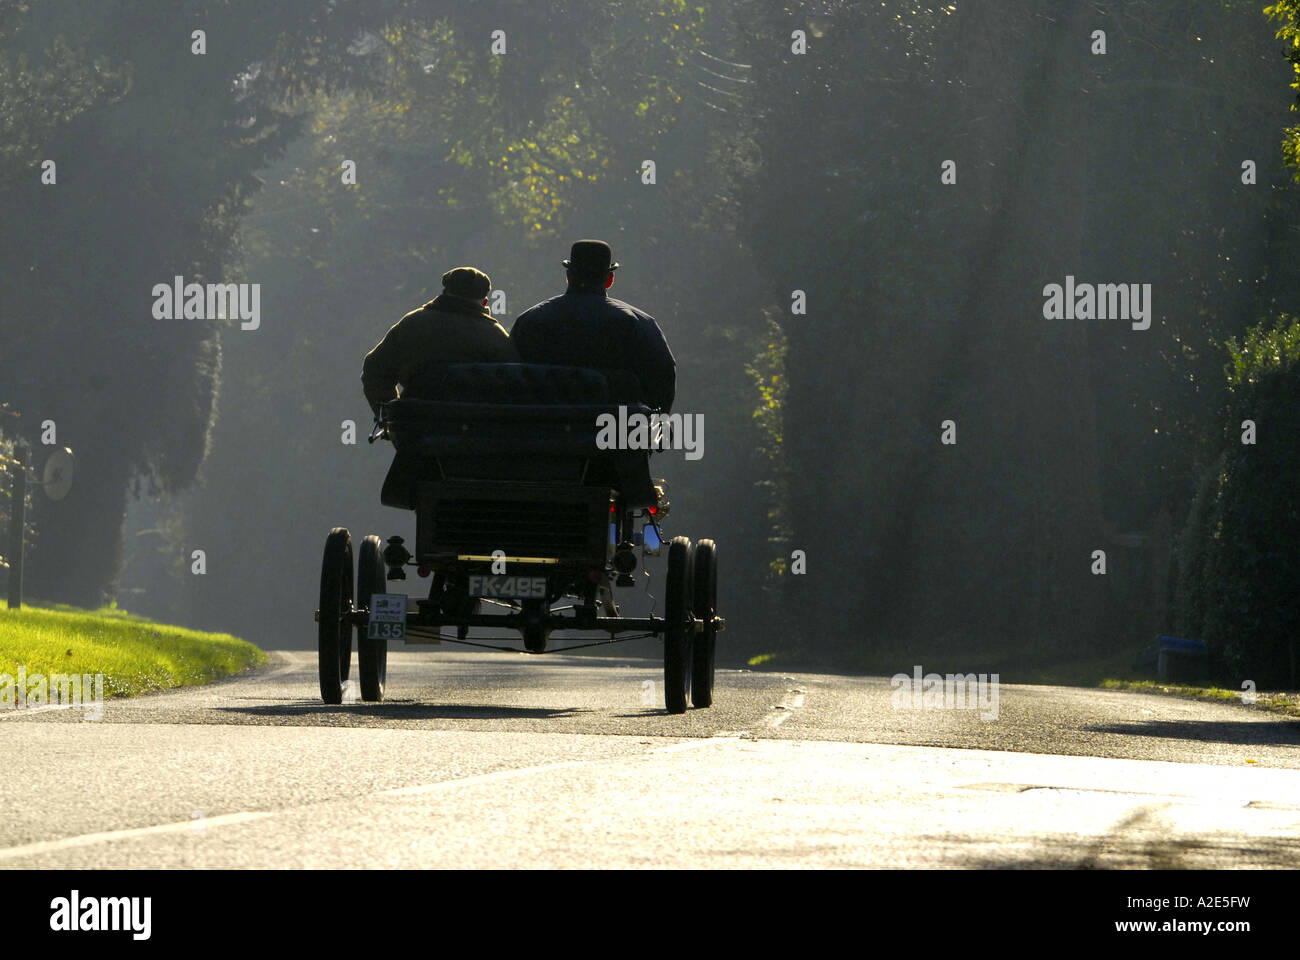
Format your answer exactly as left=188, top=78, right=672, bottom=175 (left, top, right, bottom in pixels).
left=0, top=0, right=423, bottom=603
left=4, top=0, right=1300, bottom=669
left=1266, top=1, right=1300, bottom=175
left=722, top=0, right=1300, bottom=658
left=1176, top=315, right=1300, bottom=686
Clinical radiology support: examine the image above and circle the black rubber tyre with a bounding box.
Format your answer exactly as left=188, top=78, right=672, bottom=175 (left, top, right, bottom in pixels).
left=690, top=539, right=718, bottom=708
left=521, top=598, right=550, bottom=653
left=318, top=527, right=354, bottom=705
left=357, top=534, right=388, bottom=702
left=663, top=536, right=693, bottom=714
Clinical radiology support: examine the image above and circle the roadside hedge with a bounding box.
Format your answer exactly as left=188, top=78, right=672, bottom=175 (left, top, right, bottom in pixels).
left=1175, top=316, right=1300, bottom=687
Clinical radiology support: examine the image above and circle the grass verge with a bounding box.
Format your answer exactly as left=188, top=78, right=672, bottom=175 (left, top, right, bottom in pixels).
left=760, top=644, right=1300, bottom=718
left=1101, top=678, right=1300, bottom=718
left=0, top=602, right=266, bottom=699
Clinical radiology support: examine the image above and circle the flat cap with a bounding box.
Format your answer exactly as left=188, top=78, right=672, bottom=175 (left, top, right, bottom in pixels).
left=442, top=266, right=492, bottom=300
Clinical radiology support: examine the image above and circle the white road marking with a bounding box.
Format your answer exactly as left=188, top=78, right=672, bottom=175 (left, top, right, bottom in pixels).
left=0, top=735, right=740, bottom=860
left=0, top=812, right=275, bottom=862
left=765, top=689, right=806, bottom=728
left=0, top=700, right=96, bottom=720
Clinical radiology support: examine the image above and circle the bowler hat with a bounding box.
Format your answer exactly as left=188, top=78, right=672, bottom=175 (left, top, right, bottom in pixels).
left=442, top=266, right=491, bottom=300
left=562, top=240, right=619, bottom=276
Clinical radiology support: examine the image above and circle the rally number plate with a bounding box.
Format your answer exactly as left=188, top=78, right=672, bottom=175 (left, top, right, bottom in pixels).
left=466, top=575, right=548, bottom=599
left=367, top=593, right=407, bottom=640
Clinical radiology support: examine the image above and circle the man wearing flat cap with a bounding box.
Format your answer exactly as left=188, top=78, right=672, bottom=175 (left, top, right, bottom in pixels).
left=361, top=266, right=517, bottom=416
left=511, top=240, right=676, bottom=412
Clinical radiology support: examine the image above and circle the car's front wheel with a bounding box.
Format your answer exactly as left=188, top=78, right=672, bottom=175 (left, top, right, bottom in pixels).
left=357, top=534, right=387, bottom=702
left=318, top=527, right=353, bottom=705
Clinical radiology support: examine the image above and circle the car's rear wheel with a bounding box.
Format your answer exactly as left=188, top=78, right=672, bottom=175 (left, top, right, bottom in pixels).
left=690, top=539, right=718, bottom=708
left=318, top=527, right=353, bottom=705
left=357, top=534, right=387, bottom=702
left=663, top=536, right=693, bottom=714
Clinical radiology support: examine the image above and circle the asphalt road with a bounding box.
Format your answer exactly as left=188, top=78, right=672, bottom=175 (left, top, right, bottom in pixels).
left=2, top=650, right=1299, bottom=868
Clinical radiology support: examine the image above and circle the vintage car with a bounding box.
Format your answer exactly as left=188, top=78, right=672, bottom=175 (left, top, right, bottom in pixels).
left=315, top=363, right=722, bottom=714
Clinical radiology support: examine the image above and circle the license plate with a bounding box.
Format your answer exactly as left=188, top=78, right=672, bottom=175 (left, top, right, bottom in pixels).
left=466, top=575, right=547, bottom=598
left=367, top=593, right=406, bottom=640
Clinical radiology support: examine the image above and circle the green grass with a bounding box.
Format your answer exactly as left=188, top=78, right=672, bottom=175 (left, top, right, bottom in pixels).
left=1101, top=678, right=1300, bottom=718
left=0, top=602, right=266, bottom=699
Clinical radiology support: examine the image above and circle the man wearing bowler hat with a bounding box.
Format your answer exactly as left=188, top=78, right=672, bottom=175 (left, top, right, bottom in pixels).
left=511, top=240, right=675, bottom=411
left=361, top=266, right=516, bottom=416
